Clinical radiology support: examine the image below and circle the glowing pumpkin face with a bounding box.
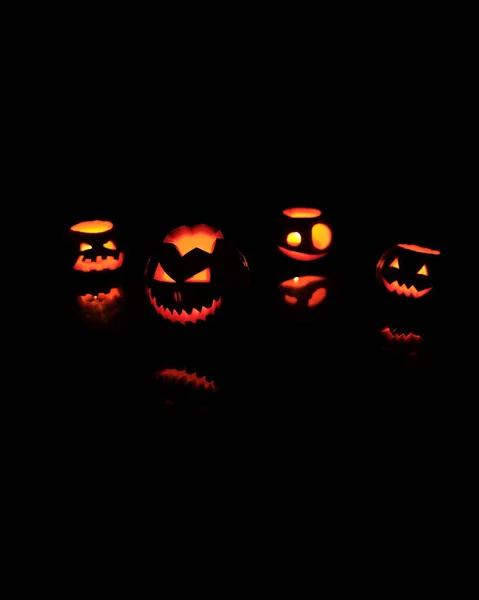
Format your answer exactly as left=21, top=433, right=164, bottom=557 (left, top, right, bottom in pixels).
left=278, top=275, right=329, bottom=308
left=77, top=287, right=124, bottom=323
left=70, top=220, right=124, bottom=273
left=376, top=244, right=441, bottom=299
left=145, top=224, right=249, bottom=326
left=278, top=207, right=332, bottom=261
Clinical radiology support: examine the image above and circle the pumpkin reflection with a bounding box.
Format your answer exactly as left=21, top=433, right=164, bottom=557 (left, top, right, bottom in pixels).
left=77, top=287, right=124, bottom=323
left=153, top=364, right=220, bottom=413
left=278, top=275, right=329, bottom=310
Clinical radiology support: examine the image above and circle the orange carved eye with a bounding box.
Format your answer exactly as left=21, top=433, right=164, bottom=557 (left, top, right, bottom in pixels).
left=154, top=263, right=175, bottom=283
left=417, top=264, right=428, bottom=276
left=389, top=257, right=400, bottom=269
left=80, top=243, right=92, bottom=251
left=311, top=223, right=332, bottom=250
left=103, top=240, right=117, bottom=250
left=286, top=232, right=301, bottom=247
left=185, top=268, right=211, bottom=282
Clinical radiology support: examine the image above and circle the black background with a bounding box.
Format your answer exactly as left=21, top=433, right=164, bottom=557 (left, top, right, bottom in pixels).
left=35, top=49, right=464, bottom=423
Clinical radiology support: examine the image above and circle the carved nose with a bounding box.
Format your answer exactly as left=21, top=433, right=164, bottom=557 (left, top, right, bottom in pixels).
left=174, top=290, right=182, bottom=303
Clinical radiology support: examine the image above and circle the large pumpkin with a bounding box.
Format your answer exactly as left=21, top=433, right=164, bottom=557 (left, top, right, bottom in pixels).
left=69, top=220, right=124, bottom=273
left=145, top=224, right=249, bottom=326
left=277, top=207, right=332, bottom=261
left=376, top=243, right=441, bottom=300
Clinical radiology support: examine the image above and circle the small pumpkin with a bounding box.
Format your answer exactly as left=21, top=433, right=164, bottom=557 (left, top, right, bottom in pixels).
left=70, top=220, right=124, bottom=273
left=145, top=223, right=249, bottom=326
left=376, top=243, right=441, bottom=300
left=277, top=207, right=332, bottom=261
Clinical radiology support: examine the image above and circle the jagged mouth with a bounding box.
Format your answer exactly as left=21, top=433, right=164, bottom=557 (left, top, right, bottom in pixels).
left=381, top=276, right=432, bottom=298
left=147, top=287, right=222, bottom=324
left=278, top=246, right=327, bottom=261
left=74, top=253, right=124, bottom=272
left=380, top=327, right=422, bottom=343
left=155, top=368, right=218, bottom=392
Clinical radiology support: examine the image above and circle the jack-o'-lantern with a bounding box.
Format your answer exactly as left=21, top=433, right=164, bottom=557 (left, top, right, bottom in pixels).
left=278, top=207, right=332, bottom=261
left=70, top=220, right=124, bottom=273
left=376, top=243, right=441, bottom=300
left=278, top=275, right=329, bottom=308
left=145, top=224, right=249, bottom=326
left=77, top=286, right=124, bottom=324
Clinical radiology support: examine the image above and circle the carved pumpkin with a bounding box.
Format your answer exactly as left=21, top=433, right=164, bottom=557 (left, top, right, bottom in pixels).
left=278, top=275, right=329, bottom=308
left=77, top=286, right=124, bottom=324
left=70, top=220, right=124, bottom=273
left=145, top=224, right=249, bottom=326
left=376, top=243, right=441, bottom=300
left=278, top=207, right=332, bottom=261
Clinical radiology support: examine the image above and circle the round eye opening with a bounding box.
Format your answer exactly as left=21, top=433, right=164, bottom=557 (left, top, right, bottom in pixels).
left=311, top=223, right=332, bottom=250
left=286, top=232, right=301, bottom=247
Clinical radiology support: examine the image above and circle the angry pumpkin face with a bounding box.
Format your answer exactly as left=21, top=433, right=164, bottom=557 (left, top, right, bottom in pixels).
left=145, top=224, right=248, bottom=325
left=278, top=275, right=328, bottom=308
left=278, top=207, right=332, bottom=261
left=376, top=244, right=441, bottom=299
left=70, top=220, right=124, bottom=273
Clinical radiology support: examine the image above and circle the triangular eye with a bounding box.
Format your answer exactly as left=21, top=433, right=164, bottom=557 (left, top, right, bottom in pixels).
left=417, top=264, right=428, bottom=276
left=103, top=240, right=117, bottom=250
left=389, top=257, right=400, bottom=269
left=80, top=243, right=92, bottom=251
left=185, top=268, right=211, bottom=282
left=154, top=263, right=175, bottom=283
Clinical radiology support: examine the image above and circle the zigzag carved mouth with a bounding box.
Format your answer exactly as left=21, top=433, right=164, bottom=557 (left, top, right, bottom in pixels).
left=381, top=276, right=432, bottom=298
left=147, top=287, right=221, bottom=324
left=156, top=368, right=218, bottom=392
left=74, top=253, right=124, bottom=272
left=380, top=327, right=422, bottom=343
left=277, top=246, right=327, bottom=261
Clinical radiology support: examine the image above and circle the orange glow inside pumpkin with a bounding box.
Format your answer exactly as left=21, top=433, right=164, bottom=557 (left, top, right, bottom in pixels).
left=70, top=220, right=113, bottom=234
left=311, top=223, right=332, bottom=250
left=154, top=263, right=211, bottom=283
left=397, top=244, right=441, bottom=255
left=286, top=232, right=301, bottom=246
left=163, top=224, right=224, bottom=256
left=283, top=208, right=321, bottom=218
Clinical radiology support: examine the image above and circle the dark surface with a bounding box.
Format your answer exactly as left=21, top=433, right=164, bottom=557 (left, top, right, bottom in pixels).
left=51, top=199, right=455, bottom=421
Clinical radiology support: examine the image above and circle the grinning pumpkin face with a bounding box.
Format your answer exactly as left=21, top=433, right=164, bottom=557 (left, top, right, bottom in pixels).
left=278, top=275, right=328, bottom=308
left=77, top=287, right=124, bottom=323
left=70, top=220, right=124, bottom=272
left=376, top=244, right=441, bottom=299
left=278, top=207, right=332, bottom=261
left=145, top=224, right=248, bottom=325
